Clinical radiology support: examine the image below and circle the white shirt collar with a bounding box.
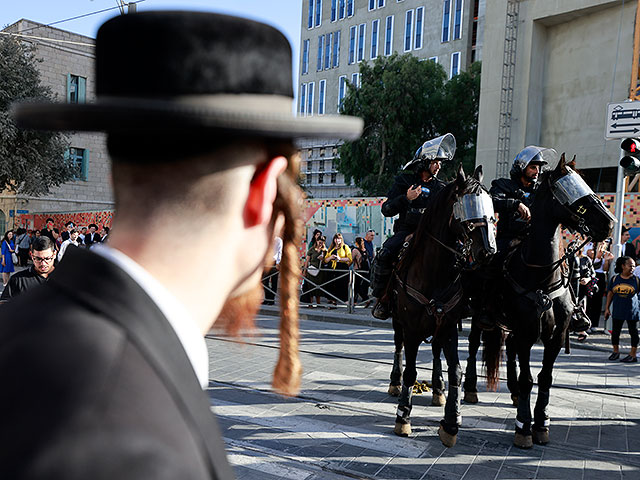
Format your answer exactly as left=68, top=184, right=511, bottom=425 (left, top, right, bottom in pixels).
left=91, top=244, right=209, bottom=389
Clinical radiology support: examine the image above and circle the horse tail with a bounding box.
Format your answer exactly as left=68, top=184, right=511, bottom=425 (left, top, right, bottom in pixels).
left=482, top=327, right=504, bottom=391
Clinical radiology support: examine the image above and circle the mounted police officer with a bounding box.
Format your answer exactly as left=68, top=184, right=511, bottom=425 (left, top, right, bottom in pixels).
left=371, top=134, right=455, bottom=320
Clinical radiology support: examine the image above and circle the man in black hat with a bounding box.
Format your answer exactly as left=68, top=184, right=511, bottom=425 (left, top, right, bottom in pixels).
left=370, top=134, right=453, bottom=319
left=2, top=11, right=362, bottom=479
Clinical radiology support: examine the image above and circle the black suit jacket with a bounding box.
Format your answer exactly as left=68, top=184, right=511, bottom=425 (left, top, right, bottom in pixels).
left=0, top=248, right=234, bottom=479
left=84, top=232, right=102, bottom=246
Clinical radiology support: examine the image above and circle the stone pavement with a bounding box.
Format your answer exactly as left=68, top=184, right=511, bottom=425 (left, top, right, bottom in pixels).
left=207, top=314, right=640, bottom=479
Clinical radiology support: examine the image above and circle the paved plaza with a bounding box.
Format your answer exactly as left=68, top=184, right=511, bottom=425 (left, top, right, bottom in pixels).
left=207, top=313, right=640, bottom=479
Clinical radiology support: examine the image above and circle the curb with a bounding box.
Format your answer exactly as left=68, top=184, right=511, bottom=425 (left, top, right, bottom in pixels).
left=259, top=306, right=615, bottom=354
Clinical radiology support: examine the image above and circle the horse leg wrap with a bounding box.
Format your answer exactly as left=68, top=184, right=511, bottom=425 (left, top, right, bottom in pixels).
left=394, top=404, right=413, bottom=437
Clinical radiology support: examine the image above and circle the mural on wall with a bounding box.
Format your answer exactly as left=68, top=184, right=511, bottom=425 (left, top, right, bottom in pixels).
left=15, top=211, right=114, bottom=231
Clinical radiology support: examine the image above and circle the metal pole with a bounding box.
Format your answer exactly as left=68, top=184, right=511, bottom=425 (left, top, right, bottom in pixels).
left=347, top=269, right=355, bottom=313
left=613, top=148, right=626, bottom=259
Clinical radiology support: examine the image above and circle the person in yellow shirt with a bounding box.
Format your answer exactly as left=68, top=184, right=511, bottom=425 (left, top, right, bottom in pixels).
left=324, top=233, right=352, bottom=307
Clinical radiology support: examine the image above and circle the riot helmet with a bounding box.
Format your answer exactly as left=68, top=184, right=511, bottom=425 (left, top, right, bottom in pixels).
left=403, top=133, right=456, bottom=173
left=509, top=146, right=557, bottom=182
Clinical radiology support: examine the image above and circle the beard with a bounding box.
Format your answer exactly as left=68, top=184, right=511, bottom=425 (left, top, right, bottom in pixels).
left=214, top=279, right=264, bottom=337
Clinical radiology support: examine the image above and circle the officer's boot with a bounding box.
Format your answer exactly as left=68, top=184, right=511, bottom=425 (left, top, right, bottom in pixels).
left=371, top=248, right=393, bottom=320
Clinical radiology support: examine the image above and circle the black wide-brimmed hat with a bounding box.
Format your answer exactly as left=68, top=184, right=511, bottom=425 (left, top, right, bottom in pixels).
left=12, top=11, right=363, bottom=140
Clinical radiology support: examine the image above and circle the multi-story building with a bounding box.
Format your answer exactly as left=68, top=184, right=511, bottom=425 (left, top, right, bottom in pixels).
left=298, top=0, right=485, bottom=197
left=0, top=19, right=112, bottom=232
left=476, top=0, right=635, bottom=190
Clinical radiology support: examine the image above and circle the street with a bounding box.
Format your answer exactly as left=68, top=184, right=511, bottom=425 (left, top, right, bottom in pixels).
left=207, top=315, right=640, bottom=479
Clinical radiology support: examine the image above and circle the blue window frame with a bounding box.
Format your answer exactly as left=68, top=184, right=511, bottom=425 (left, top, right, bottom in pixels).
left=65, top=147, right=89, bottom=181
left=351, top=72, right=359, bottom=87
left=378, top=0, right=385, bottom=7
left=331, top=0, right=337, bottom=21
left=338, top=75, right=347, bottom=109
left=66, top=74, right=86, bottom=104
left=453, top=0, right=463, bottom=40
left=339, top=0, right=346, bottom=19
left=307, top=82, right=315, bottom=114
left=414, top=7, right=424, bottom=49
left=315, top=0, right=322, bottom=27
left=317, top=35, right=324, bottom=71
left=450, top=51, right=460, bottom=77
left=371, top=19, right=379, bottom=59
left=300, top=83, right=307, bottom=114
left=347, top=0, right=353, bottom=17
left=348, top=25, right=356, bottom=64
left=357, top=23, right=365, bottom=62
left=318, top=80, right=326, bottom=115
left=302, top=39, right=310, bottom=74
left=404, top=10, right=413, bottom=51
left=442, top=0, right=451, bottom=42
left=332, top=31, right=340, bottom=67
left=385, top=15, right=394, bottom=56
left=369, top=0, right=375, bottom=10
left=324, top=33, right=332, bottom=69
left=308, top=0, right=314, bottom=28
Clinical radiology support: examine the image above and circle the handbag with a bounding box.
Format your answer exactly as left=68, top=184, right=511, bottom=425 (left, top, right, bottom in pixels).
left=11, top=252, right=18, bottom=264
left=307, top=264, right=320, bottom=276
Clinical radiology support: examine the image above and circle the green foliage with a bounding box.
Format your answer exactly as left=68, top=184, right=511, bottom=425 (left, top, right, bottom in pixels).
left=338, top=55, right=482, bottom=195
left=0, top=36, right=72, bottom=195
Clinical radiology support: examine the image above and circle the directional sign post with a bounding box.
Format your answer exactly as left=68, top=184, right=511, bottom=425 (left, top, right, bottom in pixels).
left=606, top=101, right=640, bottom=139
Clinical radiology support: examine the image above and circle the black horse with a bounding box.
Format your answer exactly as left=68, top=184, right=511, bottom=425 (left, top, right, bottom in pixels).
left=390, top=165, right=496, bottom=448
left=472, top=155, right=614, bottom=448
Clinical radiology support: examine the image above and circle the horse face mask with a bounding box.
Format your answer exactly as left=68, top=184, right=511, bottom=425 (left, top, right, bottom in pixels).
left=453, top=190, right=497, bottom=256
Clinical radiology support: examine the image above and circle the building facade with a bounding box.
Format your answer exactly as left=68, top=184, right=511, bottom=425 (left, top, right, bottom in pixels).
left=476, top=0, right=635, bottom=190
left=1, top=19, right=112, bottom=232
left=298, top=0, right=485, bottom=197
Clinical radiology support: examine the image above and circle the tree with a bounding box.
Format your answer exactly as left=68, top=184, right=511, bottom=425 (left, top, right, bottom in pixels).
left=337, top=54, right=446, bottom=196
left=337, top=55, right=482, bottom=195
left=0, top=35, right=72, bottom=196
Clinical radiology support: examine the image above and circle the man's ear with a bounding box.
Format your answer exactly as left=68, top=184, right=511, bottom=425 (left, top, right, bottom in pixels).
left=243, top=156, right=288, bottom=228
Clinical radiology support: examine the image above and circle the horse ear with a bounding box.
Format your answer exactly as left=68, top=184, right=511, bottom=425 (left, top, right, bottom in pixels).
left=568, top=155, right=577, bottom=169
left=555, top=153, right=566, bottom=172
left=473, top=165, right=483, bottom=183
left=456, top=163, right=466, bottom=187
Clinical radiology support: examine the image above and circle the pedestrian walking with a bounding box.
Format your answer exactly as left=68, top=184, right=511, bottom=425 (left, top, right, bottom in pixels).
left=15, top=228, right=31, bottom=266
left=1, top=230, right=16, bottom=286
left=1, top=236, right=56, bottom=301
left=605, top=256, right=639, bottom=363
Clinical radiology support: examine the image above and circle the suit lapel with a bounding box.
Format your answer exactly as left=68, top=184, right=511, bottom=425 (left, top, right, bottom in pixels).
left=49, top=248, right=234, bottom=479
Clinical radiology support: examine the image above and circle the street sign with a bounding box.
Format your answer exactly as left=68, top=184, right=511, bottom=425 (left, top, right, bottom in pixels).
left=606, top=101, right=640, bottom=139
left=16, top=210, right=28, bottom=214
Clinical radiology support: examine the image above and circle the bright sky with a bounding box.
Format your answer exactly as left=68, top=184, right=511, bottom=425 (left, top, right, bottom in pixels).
left=0, top=0, right=303, bottom=84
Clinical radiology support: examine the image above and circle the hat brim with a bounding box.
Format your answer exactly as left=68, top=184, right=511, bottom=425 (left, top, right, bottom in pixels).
left=11, top=95, right=364, bottom=141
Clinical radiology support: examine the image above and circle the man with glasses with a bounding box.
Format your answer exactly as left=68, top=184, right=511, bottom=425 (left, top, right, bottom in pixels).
left=0, top=236, right=55, bottom=301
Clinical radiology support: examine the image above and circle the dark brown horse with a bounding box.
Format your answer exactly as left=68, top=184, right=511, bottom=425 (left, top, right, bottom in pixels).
left=391, top=165, right=496, bottom=447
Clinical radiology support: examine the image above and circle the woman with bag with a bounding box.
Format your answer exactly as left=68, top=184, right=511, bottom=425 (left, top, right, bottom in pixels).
left=1, top=230, right=16, bottom=286
left=301, top=235, right=327, bottom=307
left=604, top=256, right=640, bottom=363
left=351, top=237, right=371, bottom=306
left=323, top=233, right=352, bottom=308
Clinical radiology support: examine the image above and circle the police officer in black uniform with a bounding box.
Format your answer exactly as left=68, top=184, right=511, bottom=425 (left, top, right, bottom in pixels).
left=371, top=134, right=454, bottom=320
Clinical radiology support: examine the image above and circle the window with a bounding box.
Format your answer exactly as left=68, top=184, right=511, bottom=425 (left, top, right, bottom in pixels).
left=308, top=0, right=314, bottom=28
left=339, top=0, right=346, bottom=19
left=319, top=160, right=325, bottom=171
left=385, top=16, right=394, bottom=56
left=347, top=0, right=354, bottom=16
left=302, top=39, right=310, bottom=74
left=300, top=83, right=307, bottom=114
left=318, top=80, right=326, bottom=115
left=332, top=31, right=340, bottom=67
left=331, top=0, right=337, bottom=21
left=67, top=74, right=86, bottom=104
left=404, top=10, right=413, bottom=51
left=318, top=173, right=324, bottom=184
left=450, top=51, right=460, bottom=77
left=320, top=147, right=326, bottom=157
left=65, top=147, right=89, bottom=181
left=331, top=173, right=337, bottom=183
left=442, top=0, right=451, bottom=42
left=430, top=56, right=438, bottom=63
left=317, top=35, right=324, bottom=71
left=357, top=23, right=366, bottom=62
left=307, top=160, right=312, bottom=171
left=315, top=0, right=322, bottom=27
left=324, top=34, right=332, bottom=69
left=453, top=0, right=463, bottom=40
left=338, top=75, right=347, bottom=108
left=307, top=82, right=315, bottom=115
left=414, top=7, right=424, bottom=49
left=369, top=0, right=375, bottom=10
left=378, top=0, right=385, bottom=7
left=348, top=25, right=356, bottom=64
left=371, top=19, right=379, bottom=59
left=351, top=72, right=360, bottom=87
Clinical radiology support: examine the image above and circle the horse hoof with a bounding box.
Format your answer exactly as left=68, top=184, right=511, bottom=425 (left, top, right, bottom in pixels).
left=388, top=384, right=401, bottom=396
left=438, top=425, right=457, bottom=448
left=514, top=432, right=533, bottom=449
left=464, top=391, right=478, bottom=404
left=533, top=428, right=549, bottom=445
left=511, top=394, right=519, bottom=407
left=394, top=422, right=411, bottom=437
left=432, top=393, right=446, bottom=406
